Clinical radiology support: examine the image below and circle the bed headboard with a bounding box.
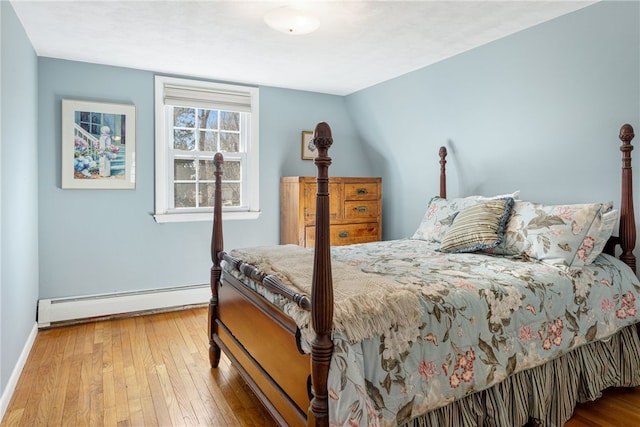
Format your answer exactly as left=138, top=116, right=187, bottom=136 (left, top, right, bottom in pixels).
left=436, top=125, right=636, bottom=273
left=439, top=146, right=447, bottom=199
left=609, top=123, right=636, bottom=272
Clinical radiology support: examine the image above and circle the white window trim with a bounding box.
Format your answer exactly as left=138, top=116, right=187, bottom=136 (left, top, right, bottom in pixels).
left=153, top=76, right=260, bottom=223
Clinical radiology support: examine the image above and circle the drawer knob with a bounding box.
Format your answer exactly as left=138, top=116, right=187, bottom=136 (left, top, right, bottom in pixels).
left=338, top=231, right=350, bottom=238
left=356, top=206, right=368, bottom=212
left=356, top=188, right=368, bottom=195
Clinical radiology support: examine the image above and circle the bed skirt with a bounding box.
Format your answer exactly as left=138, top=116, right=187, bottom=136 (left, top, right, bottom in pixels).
left=403, top=324, right=640, bottom=427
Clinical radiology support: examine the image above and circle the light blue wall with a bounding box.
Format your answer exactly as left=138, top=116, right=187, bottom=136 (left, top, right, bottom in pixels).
left=37, top=60, right=369, bottom=299
left=346, top=1, right=640, bottom=240
left=1, top=0, right=39, bottom=399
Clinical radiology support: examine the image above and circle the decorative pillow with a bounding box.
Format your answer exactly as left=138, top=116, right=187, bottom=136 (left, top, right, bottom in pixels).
left=411, top=190, right=520, bottom=243
left=493, top=201, right=607, bottom=267
left=439, top=198, right=515, bottom=253
left=581, top=208, right=618, bottom=265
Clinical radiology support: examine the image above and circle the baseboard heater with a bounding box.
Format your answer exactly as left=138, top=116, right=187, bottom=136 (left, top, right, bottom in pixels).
left=37, top=283, right=210, bottom=328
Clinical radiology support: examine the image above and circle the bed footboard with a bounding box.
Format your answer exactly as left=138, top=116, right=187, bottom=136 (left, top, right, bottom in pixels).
left=214, top=272, right=310, bottom=425
left=307, top=123, right=334, bottom=427
left=209, top=152, right=224, bottom=369
left=209, top=148, right=312, bottom=425
left=209, top=123, right=336, bottom=426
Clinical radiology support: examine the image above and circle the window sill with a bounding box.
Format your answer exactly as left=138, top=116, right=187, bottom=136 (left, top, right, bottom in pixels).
left=153, top=211, right=261, bottom=223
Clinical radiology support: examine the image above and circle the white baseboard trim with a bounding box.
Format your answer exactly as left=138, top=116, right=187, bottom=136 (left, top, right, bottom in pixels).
left=0, top=322, right=37, bottom=423
left=37, top=283, right=210, bottom=328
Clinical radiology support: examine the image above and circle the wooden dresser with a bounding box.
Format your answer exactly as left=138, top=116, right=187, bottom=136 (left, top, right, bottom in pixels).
left=280, top=176, right=382, bottom=247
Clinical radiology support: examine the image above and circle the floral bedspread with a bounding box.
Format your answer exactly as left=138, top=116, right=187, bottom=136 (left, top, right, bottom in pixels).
left=321, top=239, right=640, bottom=427
left=222, top=238, right=640, bottom=426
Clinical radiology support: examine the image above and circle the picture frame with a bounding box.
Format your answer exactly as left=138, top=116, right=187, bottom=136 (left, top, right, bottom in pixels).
left=61, top=99, right=136, bottom=189
left=301, top=130, right=316, bottom=160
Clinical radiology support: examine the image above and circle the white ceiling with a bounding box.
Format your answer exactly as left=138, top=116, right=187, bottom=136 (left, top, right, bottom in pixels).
left=10, top=0, right=597, bottom=96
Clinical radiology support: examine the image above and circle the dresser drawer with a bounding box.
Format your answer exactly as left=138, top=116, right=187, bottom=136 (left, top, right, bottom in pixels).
left=344, top=182, right=379, bottom=201
left=303, top=182, right=341, bottom=224
left=344, top=200, right=380, bottom=220
left=280, top=176, right=381, bottom=247
left=305, top=223, right=379, bottom=247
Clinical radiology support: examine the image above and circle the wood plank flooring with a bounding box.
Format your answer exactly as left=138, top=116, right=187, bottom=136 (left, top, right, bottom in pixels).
left=1, top=307, right=277, bottom=427
left=1, top=306, right=639, bottom=426
left=565, top=386, right=640, bottom=427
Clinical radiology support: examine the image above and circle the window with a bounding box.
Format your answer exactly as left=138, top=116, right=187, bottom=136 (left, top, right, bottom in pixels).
left=154, top=76, right=260, bottom=223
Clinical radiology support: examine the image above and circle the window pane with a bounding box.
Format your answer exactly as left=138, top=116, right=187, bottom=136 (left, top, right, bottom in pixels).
left=198, top=130, right=217, bottom=152
left=199, top=160, right=216, bottom=181
left=199, top=183, right=215, bottom=207
left=222, top=183, right=241, bottom=206
left=173, top=107, right=195, bottom=127
left=174, top=159, right=195, bottom=180
left=198, top=109, right=218, bottom=129
left=220, top=132, right=239, bottom=152
left=174, top=183, right=196, bottom=208
left=220, top=111, right=239, bottom=131
left=223, top=160, right=241, bottom=180
left=174, top=129, right=195, bottom=150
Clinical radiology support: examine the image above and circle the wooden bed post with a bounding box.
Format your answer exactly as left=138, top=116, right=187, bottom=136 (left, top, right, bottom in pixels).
left=439, top=146, right=447, bottom=199
left=618, top=124, right=636, bottom=273
left=209, top=152, right=224, bottom=368
left=309, top=122, right=334, bottom=427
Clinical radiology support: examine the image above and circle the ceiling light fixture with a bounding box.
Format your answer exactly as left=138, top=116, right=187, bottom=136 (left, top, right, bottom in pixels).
left=264, top=6, right=320, bottom=35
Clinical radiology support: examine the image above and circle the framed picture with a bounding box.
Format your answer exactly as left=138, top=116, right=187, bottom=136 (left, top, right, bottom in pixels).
left=301, top=130, right=316, bottom=160
left=61, top=99, right=136, bottom=189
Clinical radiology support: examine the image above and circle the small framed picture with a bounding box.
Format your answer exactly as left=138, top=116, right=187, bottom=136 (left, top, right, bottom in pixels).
left=61, top=99, right=136, bottom=189
left=301, top=130, right=316, bottom=160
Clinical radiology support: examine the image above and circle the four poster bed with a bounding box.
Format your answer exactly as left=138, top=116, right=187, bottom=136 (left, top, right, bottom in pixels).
left=208, top=122, right=640, bottom=427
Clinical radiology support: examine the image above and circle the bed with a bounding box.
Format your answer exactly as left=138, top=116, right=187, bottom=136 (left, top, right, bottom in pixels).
left=207, top=121, right=640, bottom=427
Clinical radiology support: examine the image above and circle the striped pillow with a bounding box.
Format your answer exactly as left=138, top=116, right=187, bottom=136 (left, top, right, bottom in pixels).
left=439, top=198, right=515, bottom=253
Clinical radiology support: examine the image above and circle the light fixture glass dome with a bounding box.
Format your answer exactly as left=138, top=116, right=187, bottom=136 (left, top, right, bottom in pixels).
left=264, top=6, right=320, bottom=35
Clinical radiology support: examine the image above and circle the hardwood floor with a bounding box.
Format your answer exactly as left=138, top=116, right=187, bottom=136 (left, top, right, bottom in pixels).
left=565, top=386, right=640, bottom=427
left=1, top=306, right=639, bottom=427
left=1, top=307, right=277, bottom=427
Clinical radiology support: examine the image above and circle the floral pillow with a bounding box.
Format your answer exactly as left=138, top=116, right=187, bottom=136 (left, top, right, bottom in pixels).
left=582, top=208, right=618, bottom=265
left=411, top=191, right=520, bottom=243
left=492, top=201, right=608, bottom=267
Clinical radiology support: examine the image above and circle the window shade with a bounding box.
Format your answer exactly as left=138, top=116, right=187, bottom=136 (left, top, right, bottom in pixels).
left=163, top=84, right=253, bottom=112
